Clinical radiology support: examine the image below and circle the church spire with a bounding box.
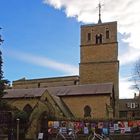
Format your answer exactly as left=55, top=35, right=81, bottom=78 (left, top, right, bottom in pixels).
left=98, top=2, right=102, bottom=24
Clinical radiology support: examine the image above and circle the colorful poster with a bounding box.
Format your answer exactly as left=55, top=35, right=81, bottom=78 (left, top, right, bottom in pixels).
left=103, top=128, right=108, bottom=135
left=103, top=122, right=109, bottom=128
left=54, top=121, right=59, bottom=128
left=98, top=122, right=103, bottom=129
left=47, top=119, right=140, bottom=136
left=68, top=122, right=74, bottom=129
left=125, top=127, right=131, bottom=133
left=118, top=121, right=125, bottom=128
left=124, top=121, right=128, bottom=128
left=114, top=123, right=119, bottom=131
left=84, top=127, right=89, bottom=134
left=109, top=121, right=114, bottom=134
left=48, top=121, right=53, bottom=127
left=133, top=121, right=137, bottom=127
left=137, top=120, right=140, bottom=126
left=109, top=127, right=114, bottom=134
left=120, top=128, right=125, bottom=134
left=124, top=121, right=131, bottom=133
left=128, top=121, right=133, bottom=127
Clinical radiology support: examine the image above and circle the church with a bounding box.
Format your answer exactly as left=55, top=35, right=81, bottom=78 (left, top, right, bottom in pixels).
left=3, top=13, right=119, bottom=139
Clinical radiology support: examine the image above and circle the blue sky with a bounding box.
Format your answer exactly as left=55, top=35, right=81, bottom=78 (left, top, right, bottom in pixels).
left=0, top=0, right=80, bottom=77
left=0, top=0, right=140, bottom=98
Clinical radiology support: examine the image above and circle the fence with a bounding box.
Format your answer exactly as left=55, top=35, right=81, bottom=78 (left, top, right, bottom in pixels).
left=47, top=119, right=140, bottom=140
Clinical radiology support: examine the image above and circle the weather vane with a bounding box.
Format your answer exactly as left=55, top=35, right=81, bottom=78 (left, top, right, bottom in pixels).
left=0, top=27, right=4, bottom=45
left=97, top=1, right=104, bottom=24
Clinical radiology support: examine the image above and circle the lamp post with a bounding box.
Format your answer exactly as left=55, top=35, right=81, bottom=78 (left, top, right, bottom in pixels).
left=16, top=118, right=20, bottom=140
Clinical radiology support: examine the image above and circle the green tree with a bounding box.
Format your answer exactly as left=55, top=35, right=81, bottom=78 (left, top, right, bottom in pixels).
left=0, top=29, right=9, bottom=101
left=0, top=51, right=6, bottom=98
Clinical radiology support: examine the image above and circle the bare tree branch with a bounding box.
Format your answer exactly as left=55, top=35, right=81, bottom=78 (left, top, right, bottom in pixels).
left=131, top=58, right=140, bottom=93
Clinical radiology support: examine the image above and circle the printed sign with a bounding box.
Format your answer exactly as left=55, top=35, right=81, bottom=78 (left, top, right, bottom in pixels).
left=38, top=133, right=43, bottom=139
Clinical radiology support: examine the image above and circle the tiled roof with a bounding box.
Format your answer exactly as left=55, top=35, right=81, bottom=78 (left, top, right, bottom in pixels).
left=47, top=83, right=113, bottom=96
left=3, top=88, right=47, bottom=99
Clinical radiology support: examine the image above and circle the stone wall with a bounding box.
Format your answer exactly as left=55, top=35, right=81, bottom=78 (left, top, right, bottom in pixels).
left=61, top=95, right=112, bottom=118
left=12, top=76, right=79, bottom=89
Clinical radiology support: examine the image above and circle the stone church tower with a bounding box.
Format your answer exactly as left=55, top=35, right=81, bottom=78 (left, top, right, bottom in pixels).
left=79, top=21, right=119, bottom=116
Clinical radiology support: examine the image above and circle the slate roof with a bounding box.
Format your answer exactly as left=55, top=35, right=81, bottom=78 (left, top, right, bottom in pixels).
left=3, top=83, right=113, bottom=118
left=3, top=83, right=113, bottom=99
left=3, top=88, right=47, bottom=99
left=47, top=83, right=113, bottom=97
left=3, top=88, right=74, bottom=118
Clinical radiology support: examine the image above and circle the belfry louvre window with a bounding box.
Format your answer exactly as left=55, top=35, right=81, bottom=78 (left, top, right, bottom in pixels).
left=106, top=30, right=109, bottom=39
left=96, top=34, right=102, bottom=44
left=87, top=33, right=91, bottom=41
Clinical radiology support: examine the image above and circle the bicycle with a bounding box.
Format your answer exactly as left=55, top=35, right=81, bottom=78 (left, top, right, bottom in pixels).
left=88, top=131, right=113, bottom=140
left=56, top=128, right=77, bottom=140
left=56, top=131, right=67, bottom=140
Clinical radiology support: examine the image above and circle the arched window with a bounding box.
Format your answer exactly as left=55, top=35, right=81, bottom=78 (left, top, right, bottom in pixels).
left=23, top=104, right=32, bottom=115
left=96, top=34, right=102, bottom=44
left=84, top=105, right=91, bottom=117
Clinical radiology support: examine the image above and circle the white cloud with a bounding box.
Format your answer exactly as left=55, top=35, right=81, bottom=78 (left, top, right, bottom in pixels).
left=43, top=0, right=140, bottom=98
left=43, top=0, right=140, bottom=65
left=8, top=50, right=79, bottom=75
left=119, top=48, right=140, bottom=66
left=119, top=76, right=136, bottom=99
